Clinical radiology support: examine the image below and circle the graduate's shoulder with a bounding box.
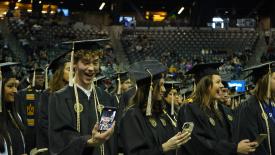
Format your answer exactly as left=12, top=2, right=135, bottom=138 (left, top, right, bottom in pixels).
left=54, top=85, right=70, bottom=93
left=123, top=106, right=143, bottom=120
left=180, top=102, right=200, bottom=112
left=238, top=95, right=258, bottom=109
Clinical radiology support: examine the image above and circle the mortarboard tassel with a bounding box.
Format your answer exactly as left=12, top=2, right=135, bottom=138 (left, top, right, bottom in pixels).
left=32, top=68, right=36, bottom=87
left=146, top=69, right=153, bottom=116
left=0, top=68, right=2, bottom=113
left=171, top=84, right=175, bottom=115
left=69, top=42, right=75, bottom=87
left=117, top=75, right=121, bottom=95
left=193, top=81, right=196, bottom=92
left=45, top=65, right=49, bottom=89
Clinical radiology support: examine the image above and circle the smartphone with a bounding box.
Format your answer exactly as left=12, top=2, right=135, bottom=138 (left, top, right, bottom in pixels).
left=99, top=106, right=117, bottom=131
left=255, top=134, right=267, bottom=145
left=182, top=122, right=194, bottom=133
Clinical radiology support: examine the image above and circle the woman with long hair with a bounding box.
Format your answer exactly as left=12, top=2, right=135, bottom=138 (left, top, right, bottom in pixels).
left=234, top=62, right=275, bottom=155
left=119, top=60, right=191, bottom=155
left=177, top=63, right=257, bottom=155
left=36, top=52, right=71, bottom=153
left=0, top=62, right=26, bottom=155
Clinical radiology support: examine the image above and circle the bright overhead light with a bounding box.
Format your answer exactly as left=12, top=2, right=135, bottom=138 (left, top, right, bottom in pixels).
left=39, top=1, right=42, bottom=4
left=27, top=9, right=32, bottom=12
left=18, top=0, right=22, bottom=2
left=99, top=2, right=105, bottom=10
left=177, top=7, right=184, bottom=15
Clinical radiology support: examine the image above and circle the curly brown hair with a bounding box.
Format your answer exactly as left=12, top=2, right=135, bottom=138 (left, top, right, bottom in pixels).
left=73, top=50, right=103, bottom=64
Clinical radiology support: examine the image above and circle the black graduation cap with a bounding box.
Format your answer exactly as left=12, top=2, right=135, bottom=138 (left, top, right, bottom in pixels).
left=48, top=52, right=71, bottom=73
left=185, top=63, right=223, bottom=83
left=129, top=60, right=167, bottom=85
left=243, top=61, right=275, bottom=83
left=27, top=68, right=45, bottom=75
left=114, top=71, right=129, bottom=82
left=27, top=67, right=45, bottom=87
left=129, top=60, right=167, bottom=116
left=0, top=62, right=19, bottom=79
left=0, top=62, right=19, bottom=113
left=243, top=61, right=275, bottom=99
left=62, top=38, right=110, bottom=52
left=62, top=39, right=110, bottom=86
left=164, top=80, right=182, bottom=93
left=114, top=71, right=130, bottom=95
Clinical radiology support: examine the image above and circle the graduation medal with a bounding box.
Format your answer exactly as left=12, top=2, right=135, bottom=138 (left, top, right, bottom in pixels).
left=209, top=117, right=215, bottom=126
left=227, top=114, right=233, bottom=121
left=160, top=118, right=167, bottom=127
left=74, top=103, right=83, bottom=113
left=149, top=118, right=157, bottom=127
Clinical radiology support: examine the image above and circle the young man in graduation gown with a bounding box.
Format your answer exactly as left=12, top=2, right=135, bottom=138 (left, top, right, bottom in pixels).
left=48, top=39, right=116, bottom=155
left=234, top=62, right=275, bottom=155
left=177, top=63, right=258, bottom=155
left=15, top=68, right=45, bottom=154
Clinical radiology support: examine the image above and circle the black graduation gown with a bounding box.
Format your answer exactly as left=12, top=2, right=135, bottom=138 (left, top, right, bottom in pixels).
left=233, top=95, right=275, bottom=155
left=0, top=107, right=26, bottom=155
left=48, top=85, right=116, bottom=155
left=119, top=106, right=179, bottom=155
left=177, top=102, right=237, bottom=155
left=36, top=89, right=51, bottom=154
left=15, top=87, right=42, bottom=153
left=113, top=87, right=136, bottom=153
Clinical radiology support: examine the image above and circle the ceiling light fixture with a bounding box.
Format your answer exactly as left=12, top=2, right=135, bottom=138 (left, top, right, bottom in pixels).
left=99, top=2, right=106, bottom=10
left=177, top=7, right=184, bottom=15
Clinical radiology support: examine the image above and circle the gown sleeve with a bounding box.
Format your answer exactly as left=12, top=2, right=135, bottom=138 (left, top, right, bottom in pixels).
left=119, top=109, right=164, bottom=155
left=48, top=92, right=92, bottom=155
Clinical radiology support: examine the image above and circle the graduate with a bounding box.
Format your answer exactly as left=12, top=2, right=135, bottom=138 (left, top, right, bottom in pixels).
left=177, top=63, right=258, bottom=155
left=0, top=62, right=26, bottom=155
left=234, top=61, right=275, bottom=155
left=36, top=52, right=71, bottom=154
left=163, top=80, right=182, bottom=125
left=48, top=39, right=116, bottom=155
left=15, top=67, right=45, bottom=154
left=119, top=60, right=191, bottom=155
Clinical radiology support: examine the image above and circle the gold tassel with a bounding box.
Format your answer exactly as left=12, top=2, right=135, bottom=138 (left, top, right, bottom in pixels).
left=171, top=93, right=174, bottom=115
left=69, top=42, right=75, bottom=87
left=32, top=69, right=36, bottom=87
left=146, top=82, right=153, bottom=116
left=45, top=66, right=49, bottom=89
left=193, top=81, right=196, bottom=92
left=117, top=75, right=121, bottom=95
left=146, top=69, right=153, bottom=116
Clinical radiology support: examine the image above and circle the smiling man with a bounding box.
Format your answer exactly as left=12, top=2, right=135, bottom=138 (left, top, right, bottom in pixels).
left=48, top=39, right=116, bottom=155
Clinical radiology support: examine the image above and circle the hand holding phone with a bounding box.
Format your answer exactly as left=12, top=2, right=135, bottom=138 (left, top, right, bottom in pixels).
left=182, top=122, right=194, bottom=133
left=254, top=134, right=267, bottom=145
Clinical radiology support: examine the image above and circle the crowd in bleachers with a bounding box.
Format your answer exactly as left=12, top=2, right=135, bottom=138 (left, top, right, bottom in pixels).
left=4, top=15, right=116, bottom=79
left=121, top=27, right=258, bottom=79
